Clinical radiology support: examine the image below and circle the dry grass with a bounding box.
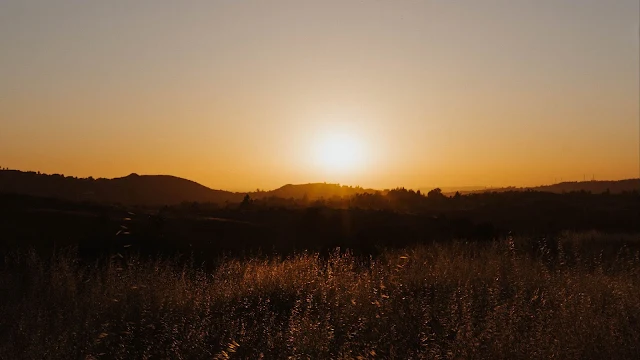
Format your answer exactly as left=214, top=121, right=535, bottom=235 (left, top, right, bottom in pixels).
left=1, top=232, right=639, bottom=359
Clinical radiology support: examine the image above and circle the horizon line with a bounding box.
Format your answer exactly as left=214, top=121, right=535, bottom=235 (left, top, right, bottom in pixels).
left=1, top=167, right=639, bottom=194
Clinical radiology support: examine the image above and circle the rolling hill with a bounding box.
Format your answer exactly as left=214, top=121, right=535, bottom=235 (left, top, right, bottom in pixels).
left=0, top=170, right=378, bottom=206
left=1, top=169, right=638, bottom=206
left=0, top=171, right=243, bottom=205
left=453, top=179, right=640, bottom=195
left=255, top=183, right=379, bottom=200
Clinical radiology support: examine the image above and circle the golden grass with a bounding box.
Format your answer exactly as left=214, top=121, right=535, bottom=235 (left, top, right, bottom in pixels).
left=1, top=233, right=639, bottom=359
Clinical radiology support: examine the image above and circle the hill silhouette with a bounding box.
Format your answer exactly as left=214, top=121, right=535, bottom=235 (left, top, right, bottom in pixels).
left=0, top=170, right=243, bottom=205
left=255, top=183, right=379, bottom=200
left=1, top=169, right=638, bottom=206
left=0, top=170, right=378, bottom=206
left=454, top=179, right=640, bottom=195
left=532, top=179, right=640, bottom=194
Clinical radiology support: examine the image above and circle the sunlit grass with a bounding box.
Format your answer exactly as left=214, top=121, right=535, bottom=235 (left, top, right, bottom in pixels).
left=1, top=233, right=639, bottom=359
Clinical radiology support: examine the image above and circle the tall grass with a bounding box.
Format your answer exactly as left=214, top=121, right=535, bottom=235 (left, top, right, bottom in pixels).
left=1, top=232, right=639, bottom=359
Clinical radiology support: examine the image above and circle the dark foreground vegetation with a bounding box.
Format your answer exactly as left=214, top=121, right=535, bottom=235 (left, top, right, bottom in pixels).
left=1, top=182, right=639, bottom=358
left=1, top=232, right=640, bottom=359
left=2, top=188, right=639, bottom=262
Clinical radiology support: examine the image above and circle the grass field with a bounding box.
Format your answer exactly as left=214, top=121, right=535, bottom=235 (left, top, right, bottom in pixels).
left=1, top=232, right=639, bottom=359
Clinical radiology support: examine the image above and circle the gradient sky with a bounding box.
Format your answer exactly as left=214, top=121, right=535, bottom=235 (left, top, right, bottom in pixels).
left=1, top=0, right=638, bottom=191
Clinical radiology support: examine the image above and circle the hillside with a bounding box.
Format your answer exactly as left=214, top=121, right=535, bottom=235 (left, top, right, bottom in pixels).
left=0, top=170, right=381, bottom=206
left=454, top=179, right=640, bottom=195
left=2, top=169, right=638, bottom=206
left=256, top=183, right=380, bottom=200
left=531, top=179, right=640, bottom=194
left=0, top=170, right=243, bottom=205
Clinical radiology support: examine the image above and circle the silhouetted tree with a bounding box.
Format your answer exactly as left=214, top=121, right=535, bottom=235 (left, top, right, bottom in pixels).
left=240, top=194, right=252, bottom=209
left=427, top=188, right=445, bottom=199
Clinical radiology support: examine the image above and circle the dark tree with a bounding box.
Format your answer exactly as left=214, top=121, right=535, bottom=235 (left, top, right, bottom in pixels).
left=427, top=188, right=445, bottom=199
left=240, top=194, right=252, bottom=209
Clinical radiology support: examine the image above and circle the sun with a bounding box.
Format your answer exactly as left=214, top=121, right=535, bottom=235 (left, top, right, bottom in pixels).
left=315, top=133, right=365, bottom=173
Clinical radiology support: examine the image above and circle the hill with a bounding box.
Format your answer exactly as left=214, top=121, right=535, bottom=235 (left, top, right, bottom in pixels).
left=1, top=169, right=638, bottom=206
left=0, top=170, right=383, bottom=205
left=256, top=183, right=379, bottom=200
left=0, top=170, right=379, bottom=206
left=0, top=170, right=243, bottom=205
left=531, top=179, right=640, bottom=194
left=453, top=179, right=640, bottom=195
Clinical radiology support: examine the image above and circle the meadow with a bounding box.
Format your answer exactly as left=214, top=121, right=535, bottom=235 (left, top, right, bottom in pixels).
left=1, top=232, right=639, bottom=359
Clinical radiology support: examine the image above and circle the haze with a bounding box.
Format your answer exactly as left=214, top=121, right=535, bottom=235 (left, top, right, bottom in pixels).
left=1, top=0, right=638, bottom=191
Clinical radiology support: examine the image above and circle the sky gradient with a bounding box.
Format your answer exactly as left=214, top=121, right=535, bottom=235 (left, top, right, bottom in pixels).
left=1, top=0, right=638, bottom=191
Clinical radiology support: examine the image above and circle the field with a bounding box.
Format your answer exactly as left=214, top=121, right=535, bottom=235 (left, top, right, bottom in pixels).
left=3, top=0, right=639, bottom=358
left=2, top=232, right=639, bottom=359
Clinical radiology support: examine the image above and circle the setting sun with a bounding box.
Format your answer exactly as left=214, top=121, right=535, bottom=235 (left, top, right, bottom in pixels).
left=0, top=0, right=637, bottom=191
left=1, top=1, right=639, bottom=357
left=314, top=133, right=365, bottom=174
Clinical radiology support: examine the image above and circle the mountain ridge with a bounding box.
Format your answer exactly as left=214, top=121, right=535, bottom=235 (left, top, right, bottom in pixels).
left=0, top=170, right=381, bottom=205
left=451, top=179, right=640, bottom=195
left=0, top=169, right=638, bottom=206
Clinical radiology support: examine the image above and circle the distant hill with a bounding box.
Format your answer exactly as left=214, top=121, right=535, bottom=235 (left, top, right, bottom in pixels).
left=456, top=179, right=640, bottom=195
left=531, top=179, right=640, bottom=194
left=422, top=186, right=487, bottom=195
left=1, top=169, right=638, bottom=206
left=255, top=183, right=380, bottom=200
left=0, top=170, right=243, bottom=205
left=0, top=170, right=379, bottom=206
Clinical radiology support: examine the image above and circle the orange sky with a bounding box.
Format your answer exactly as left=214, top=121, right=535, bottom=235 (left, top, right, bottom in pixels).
left=1, top=0, right=638, bottom=191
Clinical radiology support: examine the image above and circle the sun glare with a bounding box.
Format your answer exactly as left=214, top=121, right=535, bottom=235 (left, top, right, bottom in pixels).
left=315, top=133, right=365, bottom=173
